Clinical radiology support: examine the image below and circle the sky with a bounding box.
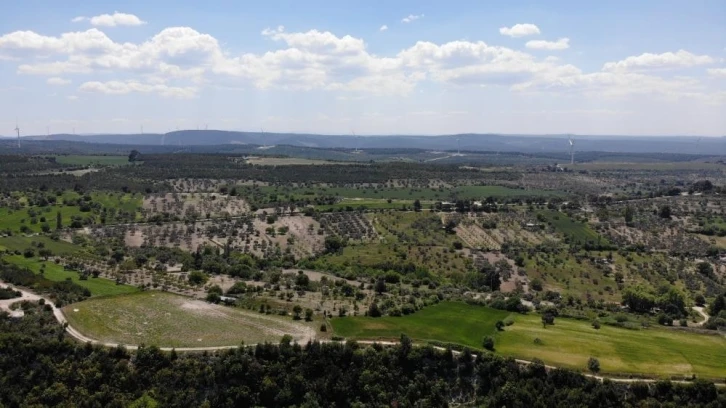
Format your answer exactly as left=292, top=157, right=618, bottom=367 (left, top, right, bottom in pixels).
left=0, top=0, right=724, bottom=136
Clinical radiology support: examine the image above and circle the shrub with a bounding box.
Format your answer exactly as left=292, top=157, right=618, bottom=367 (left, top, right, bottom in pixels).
left=587, top=357, right=600, bottom=373
left=482, top=336, right=495, bottom=351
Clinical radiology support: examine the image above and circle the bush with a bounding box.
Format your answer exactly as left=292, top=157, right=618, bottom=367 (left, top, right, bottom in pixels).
left=482, top=336, right=495, bottom=351
left=495, top=320, right=504, bottom=331
left=592, top=319, right=601, bottom=330
left=587, top=357, right=600, bottom=373
left=320, top=324, right=327, bottom=332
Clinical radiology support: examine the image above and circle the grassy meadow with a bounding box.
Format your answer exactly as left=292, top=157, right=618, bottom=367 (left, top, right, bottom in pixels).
left=63, top=291, right=314, bottom=347
left=332, top=302, right=726, bottom=379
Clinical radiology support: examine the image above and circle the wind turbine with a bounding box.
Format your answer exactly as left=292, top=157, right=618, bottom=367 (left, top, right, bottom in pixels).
left=14, top=119, right=20, bottom=148
left=568, top=137, right=575, bottom=165
left=452, top=135, right=462, bottom=156
left=351, top=130, right=361, bottom=154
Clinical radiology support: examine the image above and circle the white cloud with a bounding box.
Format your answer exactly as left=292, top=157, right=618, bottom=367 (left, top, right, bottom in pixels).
left=401, top=14, right=424, bottom=23
left=47, top=77, right=71, bottom=85
left=66, top=95, right=78, bottom=101
left=707, top=68, right=726, bottom=78
left=499, top=23, right=540, bottom=38
left=79, top=80, right=197, bottom=98
left=88, top=12, right=146, bottom=27
left=603, top=50, right=714, bottom=72
left=71, top=12, right=145, bottom=27
left=0, top=23, right=722, bottom=105
left=526, top=38, right=570, bottom=51
left=379, top=25, right=388, bottom=32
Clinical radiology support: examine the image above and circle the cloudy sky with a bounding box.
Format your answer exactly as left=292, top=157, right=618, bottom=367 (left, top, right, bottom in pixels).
left=1, top=0, right=724, bottom=136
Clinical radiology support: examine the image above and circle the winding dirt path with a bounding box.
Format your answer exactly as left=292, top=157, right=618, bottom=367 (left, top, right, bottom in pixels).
left=692, top=306, right=709, bottom=327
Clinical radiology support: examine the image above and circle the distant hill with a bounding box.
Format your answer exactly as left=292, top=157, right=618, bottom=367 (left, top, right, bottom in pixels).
left=9, top=130, right=726, bottom=155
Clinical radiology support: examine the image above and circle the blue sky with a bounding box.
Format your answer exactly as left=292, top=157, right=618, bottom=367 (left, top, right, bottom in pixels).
left=1, top=0, right=724, bottom=136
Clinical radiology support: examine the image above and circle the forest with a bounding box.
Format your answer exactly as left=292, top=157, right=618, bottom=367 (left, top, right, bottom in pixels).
left=0, top=304, right=724, bottom=407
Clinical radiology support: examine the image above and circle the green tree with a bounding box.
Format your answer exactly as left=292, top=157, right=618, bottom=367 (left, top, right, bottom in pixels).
left=710, top=294, right=725, bottom=316
left=304, top=308, right=314, bottom=321
left=56, top=211, right=62, bottom=230
left=482, top=336, right=495, bottom=351
left=624, top=206, right=634, bottom=224
left=658, top=205, right=671, bottom=219
left=324, top=236, right=344, bottom=253
left=587, top=357, right=600, bottom=374
left=188, top=271, right=208, bottom=285
left=128, top=149, right=142, bottom=162
left=292, top=305, right=303, bottom=320
left=621, top=285, right=655, bottom=313
left=541, top=313, right=555, bottom=328
left=413, top=199, right=422, bottom=212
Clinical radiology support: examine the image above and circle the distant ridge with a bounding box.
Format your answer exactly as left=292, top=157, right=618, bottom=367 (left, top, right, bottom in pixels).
left=6, top=130, right=726, bottom=155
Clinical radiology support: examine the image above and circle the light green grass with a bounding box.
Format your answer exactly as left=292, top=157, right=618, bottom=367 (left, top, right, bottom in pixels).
left=0, top=205, right=87, bottom=234
left=0, top=192, right=142, bottom=233
left=539, top=210, right=607, bottom=245
left=332, top=302, right=508, bottom=346
left=0, top=236, right=83, bottom=255
left=55, top=155, right=132, bottom=166
left=3, top=255, right=138, bottom=297
left=332, top=302, right=726, bottom=379
left=63, top=291, right=315, bottom=347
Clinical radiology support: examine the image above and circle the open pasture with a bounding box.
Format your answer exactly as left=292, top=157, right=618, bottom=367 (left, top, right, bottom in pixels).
left=332, top=302, right=726, bottom=379
left=63, top=291, right=316, bottom=347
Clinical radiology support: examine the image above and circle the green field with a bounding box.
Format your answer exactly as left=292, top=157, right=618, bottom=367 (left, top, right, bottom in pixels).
left=332, top=302, right=726, bottom=379
left=539, top=210, right=607, bottom=245
left=0, top=192, right=142, bottom=233
left=55, top=155, right=132, bottom=166
left=0, top=236, right=83, bottom=255
left=64, top=291, right=315, bottom=347
left=3, top=255, right=138, bottom=297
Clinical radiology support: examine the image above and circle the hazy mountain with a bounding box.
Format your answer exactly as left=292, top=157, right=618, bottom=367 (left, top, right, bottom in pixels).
left=10, top=130, right=726, bottom=155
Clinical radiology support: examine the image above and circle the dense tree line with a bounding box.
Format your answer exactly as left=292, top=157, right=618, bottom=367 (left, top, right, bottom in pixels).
left=0, top=306, right=723, bottom=407
left=118, top=154, right=520, bottom=185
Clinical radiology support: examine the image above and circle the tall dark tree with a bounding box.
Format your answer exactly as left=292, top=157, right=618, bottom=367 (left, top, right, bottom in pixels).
left=56, top=211, right=62, bottom=230
left=413, top=199, right=422, bottom=212
left=128, top=149, right=142, bottom=162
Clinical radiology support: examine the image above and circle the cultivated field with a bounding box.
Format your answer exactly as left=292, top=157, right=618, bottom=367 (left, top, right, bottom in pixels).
left=332, top=302, right=726, bottom=379
left=63, top=291, right=316, bottom=347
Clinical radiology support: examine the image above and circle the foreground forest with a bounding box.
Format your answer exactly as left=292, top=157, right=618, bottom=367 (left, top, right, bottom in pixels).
left=0, top=305, right=724, bottom=407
